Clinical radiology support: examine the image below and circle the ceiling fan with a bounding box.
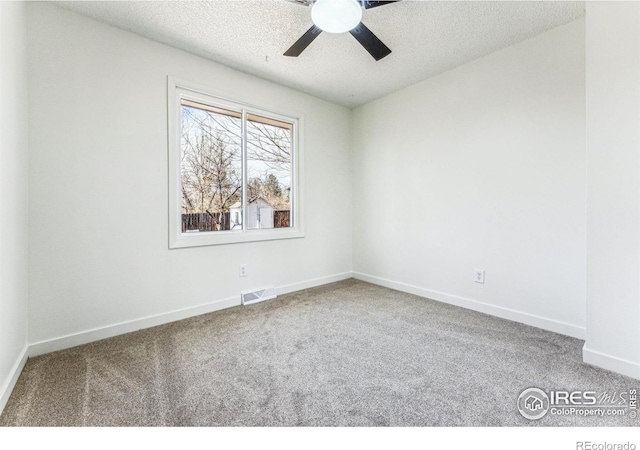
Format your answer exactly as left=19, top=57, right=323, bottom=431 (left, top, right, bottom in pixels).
left=284, top=0, right=398, bottom=61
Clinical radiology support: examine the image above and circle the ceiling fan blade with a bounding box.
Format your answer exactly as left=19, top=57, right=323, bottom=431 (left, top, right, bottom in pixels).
left=349, top=22, right=391, bottom=61
left=285, top=0, right=313, bottom=6
left=361, top=1, right=398, bottom=9
left=284, top=25, right=323, bottom=57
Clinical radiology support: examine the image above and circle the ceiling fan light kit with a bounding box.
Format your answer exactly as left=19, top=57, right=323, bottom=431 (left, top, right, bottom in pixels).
left=284, top=0, right=396, bottom=61
left=311, top=0, right=363, bottom=33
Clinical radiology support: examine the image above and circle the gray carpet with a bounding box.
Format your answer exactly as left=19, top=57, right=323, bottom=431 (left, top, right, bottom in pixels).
left=1, top=279, right=637, bottom=426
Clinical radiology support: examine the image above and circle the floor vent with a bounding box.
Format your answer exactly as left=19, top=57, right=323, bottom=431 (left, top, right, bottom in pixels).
left=241, top=287, right=277, bottom=306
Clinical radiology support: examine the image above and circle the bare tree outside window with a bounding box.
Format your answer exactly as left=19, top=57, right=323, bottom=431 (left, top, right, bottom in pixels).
left=180, top=102, right=242, bottom=232
left=247, top=114, right=293, bottom=229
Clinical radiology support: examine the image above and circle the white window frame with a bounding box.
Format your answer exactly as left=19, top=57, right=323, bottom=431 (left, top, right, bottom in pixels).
left=168, top=77, right=304, bottom=248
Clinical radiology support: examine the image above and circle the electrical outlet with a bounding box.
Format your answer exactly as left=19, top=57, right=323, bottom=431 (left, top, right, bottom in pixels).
left=239, top=264, right=247, bottom=277
left=474, top=269, right=485, bottom=284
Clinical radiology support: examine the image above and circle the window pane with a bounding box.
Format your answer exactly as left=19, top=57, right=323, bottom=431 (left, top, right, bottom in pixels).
left=246, top=114, right=293, bottom=230
left=180, top=100, right=242, bottom=233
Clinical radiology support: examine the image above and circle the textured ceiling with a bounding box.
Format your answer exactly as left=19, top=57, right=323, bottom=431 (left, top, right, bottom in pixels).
left=55, top=0, right=585, bottom=108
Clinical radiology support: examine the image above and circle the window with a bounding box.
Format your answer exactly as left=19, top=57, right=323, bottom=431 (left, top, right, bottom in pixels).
left=168, top=78, right=303, bottom=248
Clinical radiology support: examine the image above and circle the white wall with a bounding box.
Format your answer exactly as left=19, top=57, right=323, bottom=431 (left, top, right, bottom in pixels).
left=584, top=3, right=640, bottom=379
left=352, top=19, right=586, bottom=338
left=0, top=2, right=30, bottom=410
left=27, top=3, right=352, bottom=351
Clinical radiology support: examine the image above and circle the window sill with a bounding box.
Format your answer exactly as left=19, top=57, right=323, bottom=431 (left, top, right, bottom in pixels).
left=169, top=227, right=305, bottom=249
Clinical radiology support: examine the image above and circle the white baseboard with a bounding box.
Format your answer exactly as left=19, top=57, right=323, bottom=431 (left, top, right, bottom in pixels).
left=28, top=272, right=353, bottom=357
left=353, top=272, right=586, bottom=339
left=583, top=344, right=640, bottom=380
left=29, top=296, right=240, bottom=357
left=278, top=272, right=352, bottom=295
left=0, top=345, right=28, bottom=415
